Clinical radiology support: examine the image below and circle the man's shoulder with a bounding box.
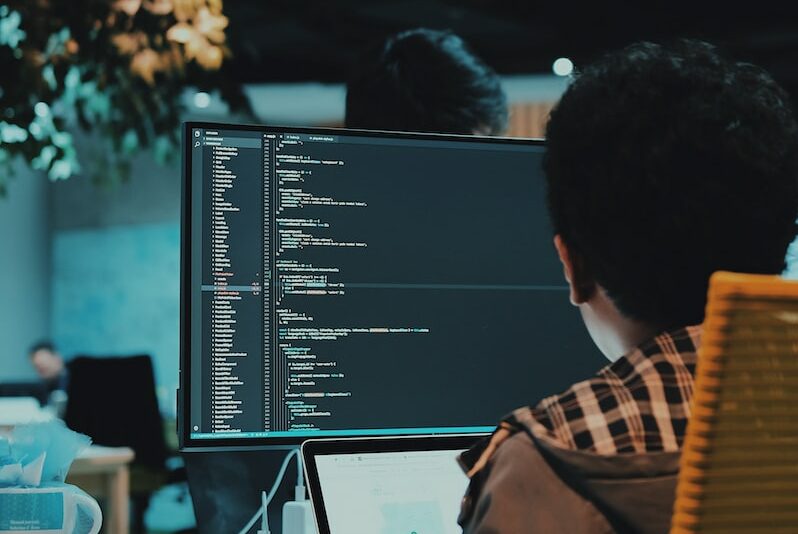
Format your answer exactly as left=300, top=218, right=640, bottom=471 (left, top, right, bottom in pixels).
left=458, top=417, right=626, bottom=533
left=458, top=328, right=700, bottom=532
left=533, top=325, right=700, bottom=454
left=459, top=412, right=537, bottom=478
left=461, top=325, right=701, bottom=474
left=550, top=325, right=701, bottom=404
left=458, top=423, right=572, bottom=530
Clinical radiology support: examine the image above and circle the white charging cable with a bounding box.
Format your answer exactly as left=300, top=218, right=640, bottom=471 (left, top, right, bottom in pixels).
left=237, top=448, right=306, bottom=534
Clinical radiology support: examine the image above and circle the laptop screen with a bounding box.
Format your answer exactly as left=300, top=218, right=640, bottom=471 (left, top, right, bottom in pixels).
left=315, top=448, right=468, bottom=534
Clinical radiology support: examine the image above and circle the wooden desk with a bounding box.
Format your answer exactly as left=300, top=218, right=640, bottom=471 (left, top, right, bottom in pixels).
left=68, top=445, right=135, bottom=534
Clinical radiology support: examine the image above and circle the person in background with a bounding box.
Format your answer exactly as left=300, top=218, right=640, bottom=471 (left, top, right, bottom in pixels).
left=458, top=40, right=798, bottom=533
left=28, top=340, right=69, bottom=397
left=345, top=28, right=508, bottom=135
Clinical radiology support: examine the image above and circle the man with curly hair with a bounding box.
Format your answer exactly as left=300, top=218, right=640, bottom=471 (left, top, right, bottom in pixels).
left=458, top=40, right=798, bottom=533
left=345, top=28, right=508, bottom=136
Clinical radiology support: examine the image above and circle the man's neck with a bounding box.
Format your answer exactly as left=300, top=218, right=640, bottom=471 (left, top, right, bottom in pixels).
left=580, top=287, right=663, bottom=362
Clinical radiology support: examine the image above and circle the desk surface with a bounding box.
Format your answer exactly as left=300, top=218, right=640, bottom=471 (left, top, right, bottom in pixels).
left=69, top=445, right=135, bottom=534
left=72, top=445, right=135, bottom=473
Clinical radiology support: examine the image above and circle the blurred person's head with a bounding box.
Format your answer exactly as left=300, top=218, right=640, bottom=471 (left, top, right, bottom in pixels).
left=345, top=28, right=508, bottom=135
left=28, top=340, right=65, bottom=381
left=544, top=40, right=798, bottom=360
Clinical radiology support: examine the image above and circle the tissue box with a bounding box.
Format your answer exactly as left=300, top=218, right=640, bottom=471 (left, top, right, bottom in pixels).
left=0, top=422, right=101, bottom=534
left=0, top=484, right=101, bottom=534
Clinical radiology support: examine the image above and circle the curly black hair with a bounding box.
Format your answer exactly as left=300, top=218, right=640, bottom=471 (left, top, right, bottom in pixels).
left=345, top=28, right=508, bottom=135
left=544, top=40, right=798, bottom=328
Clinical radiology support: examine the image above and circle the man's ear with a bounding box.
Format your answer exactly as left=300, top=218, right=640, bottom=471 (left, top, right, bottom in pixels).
left=553, top=235, right=595, bottom=305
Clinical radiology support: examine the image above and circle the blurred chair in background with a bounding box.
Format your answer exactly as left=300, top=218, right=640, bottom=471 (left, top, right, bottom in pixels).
left=65, top=354, right=170, bottom=532
left=671, top=272, right=798, bottom=533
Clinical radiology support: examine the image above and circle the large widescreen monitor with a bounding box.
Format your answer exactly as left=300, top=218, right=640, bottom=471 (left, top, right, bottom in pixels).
left=179, top=121, right=602, bottom=449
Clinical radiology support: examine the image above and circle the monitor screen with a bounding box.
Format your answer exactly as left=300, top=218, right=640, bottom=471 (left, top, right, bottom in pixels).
left=179, top=122, right=602, bottom=448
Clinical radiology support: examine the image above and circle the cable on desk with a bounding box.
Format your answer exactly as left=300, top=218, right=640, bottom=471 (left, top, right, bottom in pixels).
left=237, top=448, right=304, bottom=534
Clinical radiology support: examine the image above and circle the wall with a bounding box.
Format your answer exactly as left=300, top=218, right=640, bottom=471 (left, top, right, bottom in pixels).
left=0, top=165, right=51, bottom=381
left=51, top=221, right=181, bottom=413
left=49, top=137, right=184, bottom=414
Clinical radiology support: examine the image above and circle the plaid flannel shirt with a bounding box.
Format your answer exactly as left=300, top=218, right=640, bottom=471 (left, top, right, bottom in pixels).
left=461, top=326, right=700, bottom=476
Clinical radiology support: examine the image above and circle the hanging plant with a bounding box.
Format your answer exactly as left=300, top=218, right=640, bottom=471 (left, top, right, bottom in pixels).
left=0, top=0, right=250, bottom=195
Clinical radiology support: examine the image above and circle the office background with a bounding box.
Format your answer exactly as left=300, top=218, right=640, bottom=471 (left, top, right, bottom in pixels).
left=2, top=3, right=798, bottom=532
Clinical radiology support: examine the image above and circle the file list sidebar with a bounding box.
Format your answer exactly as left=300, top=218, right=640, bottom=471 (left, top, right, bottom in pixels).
left=199, top=129, right=266, bottom=435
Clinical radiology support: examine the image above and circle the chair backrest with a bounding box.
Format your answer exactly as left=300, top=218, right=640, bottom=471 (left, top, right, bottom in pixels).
left=671, top=272, right=798, bottom=533
left=64, top=354, right=167, bottom=470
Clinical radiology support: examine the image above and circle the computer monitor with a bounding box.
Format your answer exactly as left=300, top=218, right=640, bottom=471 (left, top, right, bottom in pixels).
left=179, top=121, right=602, bottom=449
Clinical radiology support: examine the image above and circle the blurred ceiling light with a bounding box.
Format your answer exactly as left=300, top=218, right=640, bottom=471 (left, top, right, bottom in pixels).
left=194, top=91, right=211, bottom=108
left=552, top=57, right=574, bottom=77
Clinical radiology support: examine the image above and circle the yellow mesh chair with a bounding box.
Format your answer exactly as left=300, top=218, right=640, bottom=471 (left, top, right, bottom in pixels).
left=671, top=271, right=798, bottom=533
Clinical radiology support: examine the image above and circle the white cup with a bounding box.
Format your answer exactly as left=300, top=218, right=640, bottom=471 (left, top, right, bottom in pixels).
left=0, top=483, right=102, bottom=534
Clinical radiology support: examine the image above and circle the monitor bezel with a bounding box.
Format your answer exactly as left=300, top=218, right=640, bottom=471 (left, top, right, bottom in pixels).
left=179, top=120, right=544, bottom=451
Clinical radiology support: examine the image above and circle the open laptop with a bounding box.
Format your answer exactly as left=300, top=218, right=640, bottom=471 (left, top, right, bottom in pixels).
left=302, top=434, right=486, bottom=534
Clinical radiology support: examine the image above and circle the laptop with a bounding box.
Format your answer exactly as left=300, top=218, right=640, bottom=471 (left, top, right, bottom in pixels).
left=302, top=434, right=486, bottom=534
